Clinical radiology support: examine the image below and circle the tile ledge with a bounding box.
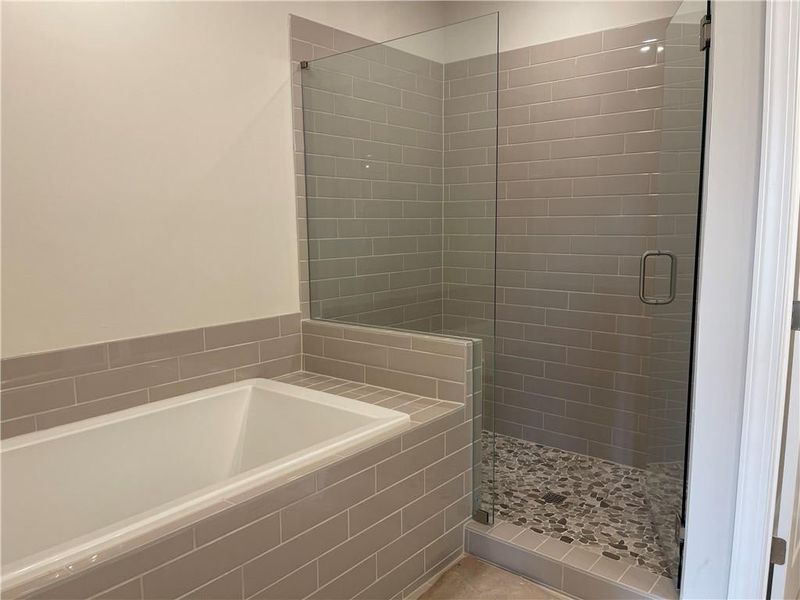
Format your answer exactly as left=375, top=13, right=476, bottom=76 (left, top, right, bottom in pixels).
left=467, top=521, right=674, bottom=600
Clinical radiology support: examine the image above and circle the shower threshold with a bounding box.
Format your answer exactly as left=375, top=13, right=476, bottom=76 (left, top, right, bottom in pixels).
left=466, top=519, right=677, bottom=600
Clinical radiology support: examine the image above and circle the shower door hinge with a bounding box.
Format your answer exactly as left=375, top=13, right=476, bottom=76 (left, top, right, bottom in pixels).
left=300, top=61, right=309, bottom=70
left=699, top=15, right=711, bottom=51
left=791, top=301, right=800, bottom=330
left=771, top=536, right=787, bottom=565
left=674, top=512, right=686, bottom=544
left=473, top=509, right=490, bottom=525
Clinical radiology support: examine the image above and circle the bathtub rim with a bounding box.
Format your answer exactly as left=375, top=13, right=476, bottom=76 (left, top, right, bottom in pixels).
left=0, top=377, right=407, bottom=452
left=1, top=377, right=411, bottom=591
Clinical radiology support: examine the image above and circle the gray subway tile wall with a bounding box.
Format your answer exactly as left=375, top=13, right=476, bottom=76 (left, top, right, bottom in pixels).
left=0, top=313, right=481, bottom=440
left=439, top=18, right=698, bottom=468
left=645, top=19, right=704, bottom=464
left=0, top=314, right=303, bottom=438
left=641, top=18, right=706, bottom=579
left=301, top=319, right=474, bottom=408
left=292, top=16, right=500, bottom=478
left=1, top=311, right=480, bottom=600
left=291, top=16, right=446, bottom=332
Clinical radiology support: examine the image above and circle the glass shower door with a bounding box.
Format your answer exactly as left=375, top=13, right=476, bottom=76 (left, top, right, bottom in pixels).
left=644, top=0, right=710, bottom=585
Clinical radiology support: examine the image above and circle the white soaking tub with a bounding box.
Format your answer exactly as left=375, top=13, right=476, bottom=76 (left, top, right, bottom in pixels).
left=0, top=378, right=410, bottom=590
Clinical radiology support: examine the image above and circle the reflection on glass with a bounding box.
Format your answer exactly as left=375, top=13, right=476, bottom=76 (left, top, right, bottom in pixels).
left=300, top=14, right=499, bottom=523
left=645, top=0, right=708, bottom=583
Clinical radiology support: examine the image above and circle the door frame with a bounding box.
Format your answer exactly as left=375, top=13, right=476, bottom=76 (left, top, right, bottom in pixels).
left=680, top=1, right=765, bottom=595
left=727, top=0, right=800, bottom=597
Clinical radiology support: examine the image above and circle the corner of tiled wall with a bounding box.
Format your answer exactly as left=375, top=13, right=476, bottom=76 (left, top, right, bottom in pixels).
left=484, top=17, right=697, bottom=468
left=301, top=319, right=474, bottom=406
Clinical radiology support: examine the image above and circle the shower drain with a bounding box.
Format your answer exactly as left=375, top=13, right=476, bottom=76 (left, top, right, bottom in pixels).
left=541, top=491, right=567, bottom=505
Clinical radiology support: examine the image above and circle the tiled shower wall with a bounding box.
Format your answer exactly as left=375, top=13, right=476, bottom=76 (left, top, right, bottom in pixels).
left=292, top=15, right=499, bottom=424
left=294, top=15, right=700, bottom=468
left=444, top=19, right=678, bottom=467
left=646, top=19, right=705, bottom=467
left=646, top=18, right=706, bottom=578
left=291, top=16, right=447, bottom=332
left=440, top=56, right=498, bottom=346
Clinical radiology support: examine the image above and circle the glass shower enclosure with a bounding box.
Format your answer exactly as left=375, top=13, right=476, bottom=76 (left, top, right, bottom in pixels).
left=300, top=14, right=500, bottom=523
left=299, top=0, right=709, bottom=589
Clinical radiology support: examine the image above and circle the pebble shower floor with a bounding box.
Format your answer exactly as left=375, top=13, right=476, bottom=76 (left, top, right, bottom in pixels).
left=481, top=433, right=682, bottom=578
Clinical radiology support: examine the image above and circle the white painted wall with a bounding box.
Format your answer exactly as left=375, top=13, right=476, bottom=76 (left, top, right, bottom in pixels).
left=386, top=13, right=498, bottom=64
left=288, top=1, right=447, bottom=44
left=443, top=1, right=680, bottom=55
left=682, top=1, right=766, bottom=596
left=0, top=1, right=448, bottom=357
left=386, top=1, right=681, bottom=63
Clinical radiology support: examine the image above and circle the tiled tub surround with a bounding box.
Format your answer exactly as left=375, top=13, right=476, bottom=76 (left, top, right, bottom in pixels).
left=299, top=318, right=482, bottom=511
left=466, top=520, right=677, bottom=600
left=1, top=314, right=478, bottom=599
left=301, top=319, right=474, bottom=407
left=2, top=378, right=410, bottom=590
left=0, top=313, right=477, bottom=441
left=0, top=313, right=302, bottom=439
left=4, top=372, right=473, bottom=600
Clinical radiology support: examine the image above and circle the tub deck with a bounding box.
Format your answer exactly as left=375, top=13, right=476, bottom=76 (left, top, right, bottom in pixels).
left=274, top=371, right=464, bottom=425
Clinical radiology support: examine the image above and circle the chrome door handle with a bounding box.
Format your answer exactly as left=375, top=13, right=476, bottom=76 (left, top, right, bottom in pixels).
left=639, top=250, right=677, bottom=305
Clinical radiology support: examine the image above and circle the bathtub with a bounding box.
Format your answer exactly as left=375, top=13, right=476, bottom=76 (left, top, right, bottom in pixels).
left=0, top=378, right=410, bottom=591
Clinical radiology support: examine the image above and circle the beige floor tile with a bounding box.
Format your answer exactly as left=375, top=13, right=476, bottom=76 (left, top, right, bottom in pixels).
left=418, top=555, right=572, bottom=600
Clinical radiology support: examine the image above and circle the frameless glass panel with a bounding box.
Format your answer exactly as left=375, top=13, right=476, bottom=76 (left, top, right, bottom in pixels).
left=300, top=14, right=499, bottom=524
left=645, top=0, right=710, bottom=585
